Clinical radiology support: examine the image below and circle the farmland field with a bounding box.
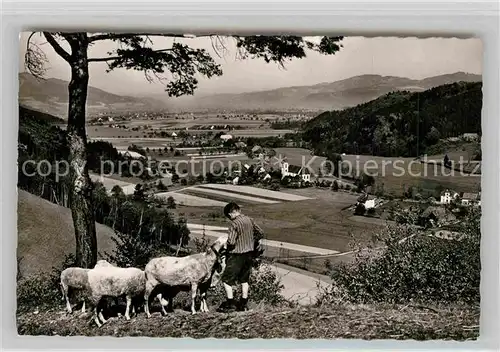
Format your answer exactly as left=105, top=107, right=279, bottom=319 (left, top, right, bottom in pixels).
left=87, top=126, right=147, bottom=138
left=89, top=173, right=134, bottom=189
left=155, top=191, right=227, bottom=207
left=174, top=190, right=382, bottom=252
left=176, top=189, right=385, bottom=274
left=197, top=184, right=313, bottom=201
left=180, top=187, right=280, bottom=204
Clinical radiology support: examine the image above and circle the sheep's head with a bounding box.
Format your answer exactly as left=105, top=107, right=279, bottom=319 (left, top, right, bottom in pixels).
left=94, top=260, right=114, bottom=268
left=208, top=235, right=227, bottom=284
left=210, top=238, right=227, bottom=287
left=210, top=235, right=228, bottom=257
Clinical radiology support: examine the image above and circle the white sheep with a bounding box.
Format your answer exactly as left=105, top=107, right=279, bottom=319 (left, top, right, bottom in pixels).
left=155, top=254, right=226, bottom=314
left=143, top=236, right=227, bottom=317
left=86, top=266, right=146, bottom=327
left=94, top=260, right=146, bottom=317
left=60, top=267, right=90, bottom=314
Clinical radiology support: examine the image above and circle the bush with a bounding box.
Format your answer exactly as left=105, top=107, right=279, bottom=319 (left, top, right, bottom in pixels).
left=332, top=180, right=339, bottom=191
left=17, top=254, right=76, bottom=313
left=166, top=196, right=176, bottom=209
left=366, top=207, right=376, bottom=217
left=354, top=203, right=366, bottom=215
left=317, top=209, right=480, bottom=305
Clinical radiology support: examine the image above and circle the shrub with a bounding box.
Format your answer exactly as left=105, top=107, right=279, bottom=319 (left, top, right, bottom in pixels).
left=157, top=180, right=168, bottom=191
left=166, top=196, right=177, bottom=209
left=354, top=203, right=366, bottom=215
left=17, top=254, right=76, bottom=313
left=317, top=208, right=480, bottom=305
left=332, top=180, right=339, bottom=191
left=270, top=183, right=280, bottom=191
left=366, top=207, right=376, bottom=217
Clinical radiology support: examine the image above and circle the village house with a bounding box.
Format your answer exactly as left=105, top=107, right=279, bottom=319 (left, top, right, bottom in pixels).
left=440, top=189, right=459, bottom=204
left=420, top=206, right=457, bottom=228
left=234, top=141, right=247, bottom=149
left=461, top=192, right=480, bottom=206
left=251, top=145, right=263, bottom=154
left=281, top=161, right=311, bottom=183
left=220, top=134, right=233, bottom=141
left=462, top=133, right=479, bottom=141
left=118, top=150, right=144, bottom=159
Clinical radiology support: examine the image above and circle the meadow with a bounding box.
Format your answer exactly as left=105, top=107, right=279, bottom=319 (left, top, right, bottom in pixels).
left=274, top=148, right=481, bottom=196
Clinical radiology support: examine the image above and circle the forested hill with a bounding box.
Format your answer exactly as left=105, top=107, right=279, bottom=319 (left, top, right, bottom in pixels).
left=302, top=81, right=482, bottom=157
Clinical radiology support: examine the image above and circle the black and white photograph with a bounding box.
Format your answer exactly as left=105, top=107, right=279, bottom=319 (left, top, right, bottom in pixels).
left=17, top=32, right=482, bottom=340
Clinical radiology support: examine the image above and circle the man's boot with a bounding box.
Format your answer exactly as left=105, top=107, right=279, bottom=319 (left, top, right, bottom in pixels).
left=217, top=298, right=236, bottom=313
left=237, top=297, right=249, bottom=311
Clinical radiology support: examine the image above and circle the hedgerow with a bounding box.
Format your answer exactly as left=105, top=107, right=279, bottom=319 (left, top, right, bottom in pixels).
left=317, top=207, right=480, bottom=305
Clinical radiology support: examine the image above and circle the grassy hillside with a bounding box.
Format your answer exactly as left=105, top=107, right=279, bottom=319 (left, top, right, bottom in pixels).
left=166, top=72, right=481, bottom=112
left=302, top=81, right=482, bottom=158
left=19, top=72, right=166, bottom=118
left=17, top=189, right=116, bottom=277
left=19, top=105, right=65, bottom=124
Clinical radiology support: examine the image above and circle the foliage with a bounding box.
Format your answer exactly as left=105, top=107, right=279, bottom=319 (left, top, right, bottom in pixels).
left=17, top=254, right=76, bottom=313
left=102, top=199, right=189, bottom=268
left=303, top=82, right=482, bottom=157
left=18, top=106, right=70, bottom=205
left=355, top=173, right=375, bottom=191
left=166, top=196, right=177, bottom=209
left=157, top=180, right=168, bottom=191
left=270, top=183, right=281, bottom=191
left=318, top=208, right=480, bottom=305
left=354, top=203, right=366, bottom=216
left=332, top=180, right=339, bottom=191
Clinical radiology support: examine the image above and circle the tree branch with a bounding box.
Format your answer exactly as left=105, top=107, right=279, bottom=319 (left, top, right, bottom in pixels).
left=88, top=33, right=198, bottom=43
left=26, top=32, right=38, bottom=53
left=88, top=48, right=173, bottom=62
left=42, top=32, right=72, bottom=62
left=25, top=32, right=49, bottom=79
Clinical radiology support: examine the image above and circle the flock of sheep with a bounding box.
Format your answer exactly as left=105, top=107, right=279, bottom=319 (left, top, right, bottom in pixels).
left=60, top=236, right=228, bottom=327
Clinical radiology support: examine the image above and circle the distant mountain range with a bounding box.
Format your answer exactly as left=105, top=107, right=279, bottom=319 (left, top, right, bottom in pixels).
left=167, top=72, right=482, bottom=112
left=19, top=71, right=481, bottom=117
left=18, top=72, right=166, bottom=118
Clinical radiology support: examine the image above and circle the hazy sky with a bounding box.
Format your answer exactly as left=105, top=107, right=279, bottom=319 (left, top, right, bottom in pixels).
left=19, top=33, right=482, bottom=97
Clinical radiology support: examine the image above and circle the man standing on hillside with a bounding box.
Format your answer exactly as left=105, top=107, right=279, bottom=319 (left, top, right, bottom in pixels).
left=217, top=202, right=265, bottom=312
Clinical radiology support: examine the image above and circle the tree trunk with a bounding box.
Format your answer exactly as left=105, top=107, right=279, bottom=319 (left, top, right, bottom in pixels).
left=66, top=33, right=97, bottom=268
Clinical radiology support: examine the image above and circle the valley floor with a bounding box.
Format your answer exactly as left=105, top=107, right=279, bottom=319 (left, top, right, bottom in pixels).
left=17, top=304, right=479, bottom=340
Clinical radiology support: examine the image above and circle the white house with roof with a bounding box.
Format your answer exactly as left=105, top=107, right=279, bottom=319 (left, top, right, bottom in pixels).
left=440, top=189, right=459, bottom=204
left=220, top=134, right=233, bottom=141
left=251, top=145, right=263, bottom=153
left=461, top=192, right=480, bottom=206
left=462, top=133, right=479, bottom=141
left=118, top=150, right=144, bottom=159
left=281, top=161, right=311, bottom=182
